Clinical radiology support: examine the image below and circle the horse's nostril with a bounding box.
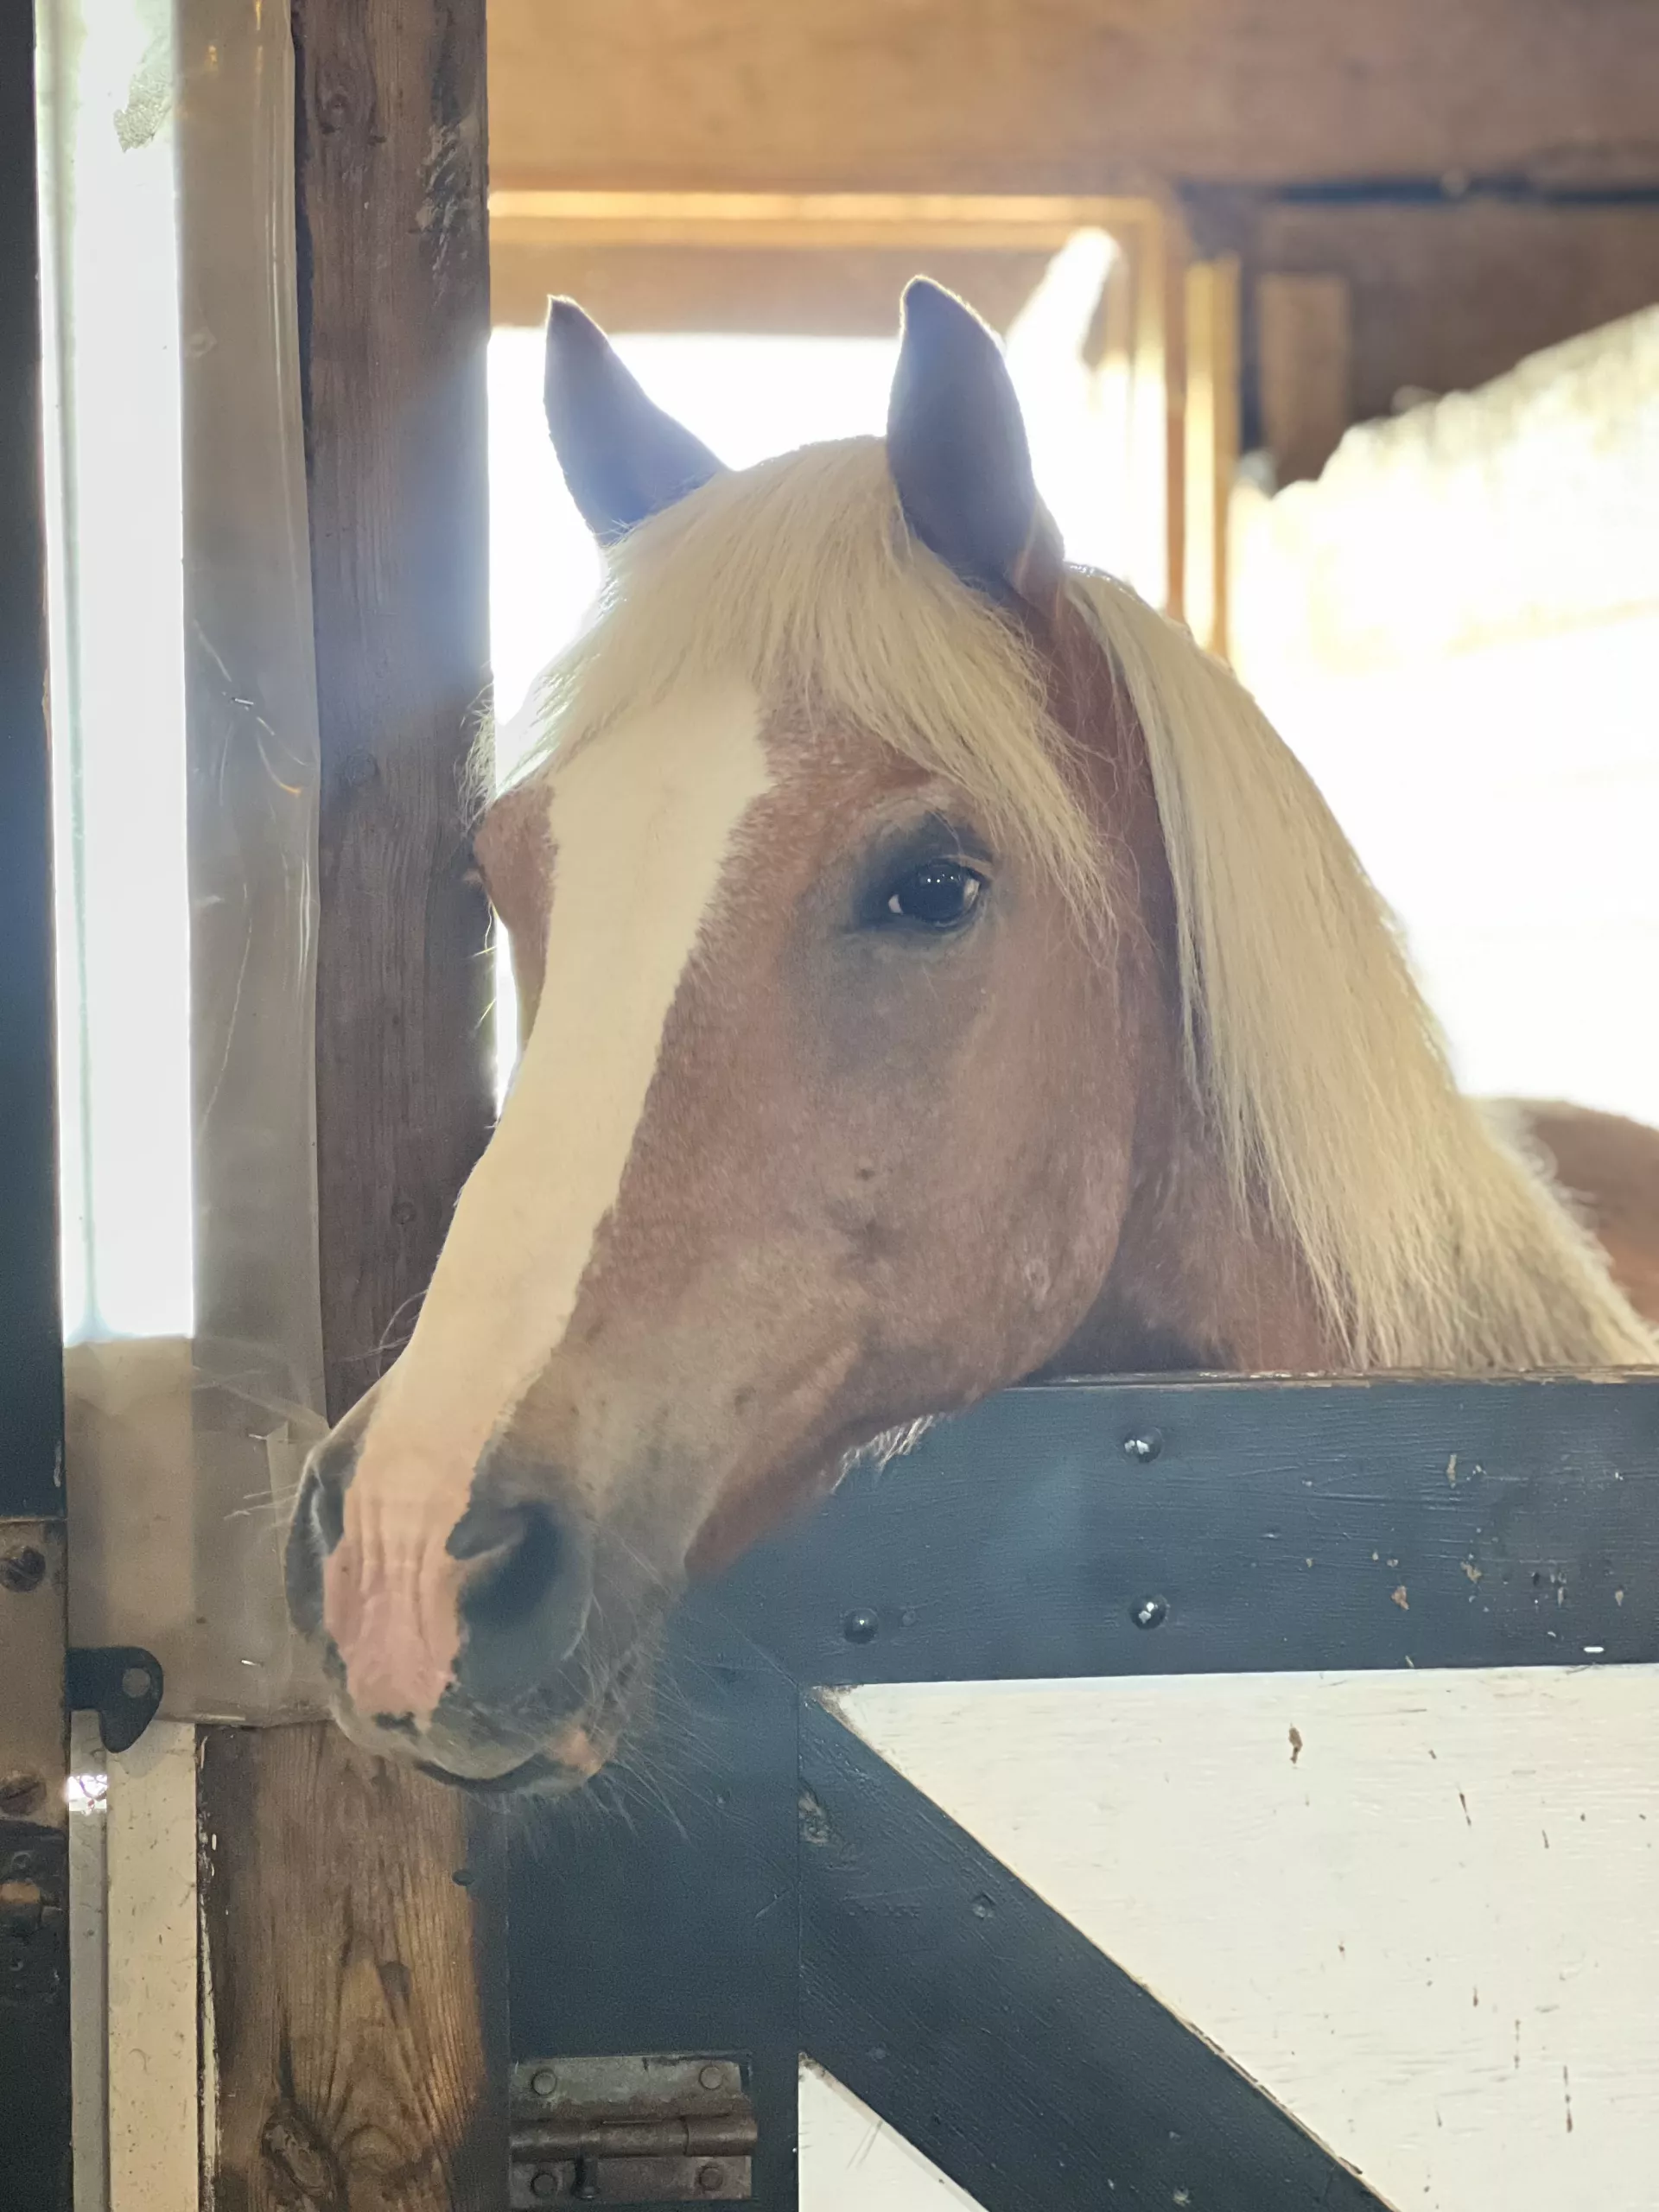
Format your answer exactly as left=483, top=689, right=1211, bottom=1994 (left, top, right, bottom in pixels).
left=456, top=1503, right=566, bottom=1630
left=312, top=1465, right=346, bottom=1550
left=448, top=1495, right=533, bottom=1563
left=284, top=1466, right=339, bottom=1637
left=451, top=1497, right=594, bottom=1696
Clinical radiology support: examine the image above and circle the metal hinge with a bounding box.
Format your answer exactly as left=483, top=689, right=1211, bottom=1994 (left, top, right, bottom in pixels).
left=510, top=2054, right=755, bottom=2203
left=67, top=1645, right=162, bottom=1754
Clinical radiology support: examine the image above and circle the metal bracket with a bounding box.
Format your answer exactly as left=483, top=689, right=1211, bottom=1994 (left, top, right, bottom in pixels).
left=511, top=2055, right=755, bottom=2202
left=67, top=1646, right=164, bottom=1755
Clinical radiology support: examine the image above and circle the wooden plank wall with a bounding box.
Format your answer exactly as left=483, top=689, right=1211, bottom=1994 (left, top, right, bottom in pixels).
left=1256, top=272, right=1351, bottom=487
left=1183, top=257, right=1241, bottom=651
left=485, top=0, right=1659, bottom=192
left=486, top=0, right=1659, bottom=472
left=198, top=0, right=504, bottom=2203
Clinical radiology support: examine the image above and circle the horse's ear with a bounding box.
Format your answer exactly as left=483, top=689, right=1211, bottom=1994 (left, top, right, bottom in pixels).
left=887, top=278, right=1065, bottom=623
left=543, top=298, right=728, bottom=544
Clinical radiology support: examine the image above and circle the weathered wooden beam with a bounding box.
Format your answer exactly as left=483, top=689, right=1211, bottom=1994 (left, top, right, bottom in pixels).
left=200, top=0, right=502, bottom=2202
left=1256, top=270, right=1353, bottom=486
left=201, top=1727, right=503, bottom=2210
left=486, top=0, right=1659, bottom=194
left=296, top=0, right=496, bottom=1407
left=1183, top=256, right=1240, bottom=659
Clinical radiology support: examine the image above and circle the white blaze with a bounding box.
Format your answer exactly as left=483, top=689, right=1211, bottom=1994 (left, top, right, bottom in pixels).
left=346, top=677, right=772, bottom=1555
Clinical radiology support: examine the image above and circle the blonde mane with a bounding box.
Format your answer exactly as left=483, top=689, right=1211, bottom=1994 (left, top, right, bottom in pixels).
left=507, top=440, right=1099, bottom=906
left=506, top=435, right=1656, bottom=1374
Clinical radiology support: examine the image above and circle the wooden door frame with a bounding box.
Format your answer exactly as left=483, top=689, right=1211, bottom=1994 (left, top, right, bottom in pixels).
left=196, top=2, right=505, bottom=2203
left=489, top=187, right=1199, bottom=629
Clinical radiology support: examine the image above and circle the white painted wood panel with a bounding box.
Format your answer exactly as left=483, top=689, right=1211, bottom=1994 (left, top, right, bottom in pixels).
left=835, top=1668, right=1659, bottom=2212
left=800, top=2060, right=985, bottom=2211
left=68, top=1714, right=110, bottom=2212
left=105, top=1719, right=199, bottom=2212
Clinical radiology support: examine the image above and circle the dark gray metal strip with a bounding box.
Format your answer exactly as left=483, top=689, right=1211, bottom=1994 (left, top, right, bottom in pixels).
left=0, top=0, right=64, bottom=1522
left=799, top=1695, right=1391, bottom=2212
left=1, top=1524, right=72, bottom=2210
left=715, top=1376, right=1659, bottom=1684
left=2, top=0, right=71, bottom=2198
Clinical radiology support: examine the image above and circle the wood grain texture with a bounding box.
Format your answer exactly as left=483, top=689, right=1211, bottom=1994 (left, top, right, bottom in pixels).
left=296, top=0, right=496, bottom=1416
left=1183, top=256, right=1239, bottom=653
left=1245, top=201, right=1659, bottom=431
left=201, top=0, right=501, bottom=2202
left=200, top=1725, right=503, bottom=2212
left=486, top=0, right=1659, bottom=465
left=713, top=1376, right=1659, bottom=1686
left=486, top=0, right=1659, bottom=194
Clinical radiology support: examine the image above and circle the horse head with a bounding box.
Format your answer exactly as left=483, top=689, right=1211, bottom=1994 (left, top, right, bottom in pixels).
left=285, top=283, right=1185, bottom=1789
left=286, top=282, right=1654, bottom=1792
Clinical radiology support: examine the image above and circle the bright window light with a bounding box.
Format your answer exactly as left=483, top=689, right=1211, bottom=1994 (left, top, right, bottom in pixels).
left=487, top=329, right=906, bottom=741
left=40, top=0, right=192, bottom=1343
left=486, top=329, right=906, bottom=1090
left=486, top=241, right=1131, bottom=1089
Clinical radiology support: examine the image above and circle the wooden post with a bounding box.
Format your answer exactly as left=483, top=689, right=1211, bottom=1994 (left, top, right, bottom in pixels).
left=200, top=0, right=503, bottom=2203
left=1112, top=204, right=1189, bottom=623
left=1184, top=257, right=1241, bottom=661
left=1256, top=271, right=1354, bottom=487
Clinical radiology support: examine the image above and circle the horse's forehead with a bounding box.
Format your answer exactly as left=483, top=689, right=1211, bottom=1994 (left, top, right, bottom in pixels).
left=478, top=694, right=938, bottom=920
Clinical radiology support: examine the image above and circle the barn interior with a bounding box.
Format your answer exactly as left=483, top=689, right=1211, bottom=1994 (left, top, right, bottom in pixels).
left=12, top=3, right=1659, bottom=2210
left=486, top=0, right=1659, bottom=431
left=484, top=0, right=1659, bottom=1124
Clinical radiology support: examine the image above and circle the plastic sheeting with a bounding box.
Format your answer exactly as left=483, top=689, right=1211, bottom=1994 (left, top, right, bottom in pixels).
left=47, top=0, right=328, bottom=1719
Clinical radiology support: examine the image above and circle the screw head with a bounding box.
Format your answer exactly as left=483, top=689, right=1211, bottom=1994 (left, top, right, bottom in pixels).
left=0, top=1772, right=45, bottom=1818
left=1132, top=1596, right=1170, bottom=1630
left=698, top=2063, right=725, bottom=2091
left=696, top=2164, right=726, bottom=2193
left=528, top=2171, right=561, bottom=2201
left=120, top=1664, right=153, bottom=1702
left=529, top=2067, right=559, bottom=2098
left=0, top=1546, right=46, bottom=1594
left=1122, top=1429, right=1163, bottom=1464
left=842, top=1609, right=880, bottom=1645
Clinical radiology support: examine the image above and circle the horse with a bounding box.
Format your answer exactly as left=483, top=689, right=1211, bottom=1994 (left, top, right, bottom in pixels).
left=285, top=279, right=1659, bottom=1796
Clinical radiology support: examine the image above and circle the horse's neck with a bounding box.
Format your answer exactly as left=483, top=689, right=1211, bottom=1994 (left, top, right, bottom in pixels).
left=1046, top=1095, right=1336, bottom=1376
left=1039, top=668, right=1339, bottom=1377
left=1038, top=610, right=1651, bottom=1379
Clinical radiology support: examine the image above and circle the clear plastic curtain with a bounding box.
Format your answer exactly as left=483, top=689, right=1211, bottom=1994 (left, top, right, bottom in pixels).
left=42, top=0, right=328, bottom=1720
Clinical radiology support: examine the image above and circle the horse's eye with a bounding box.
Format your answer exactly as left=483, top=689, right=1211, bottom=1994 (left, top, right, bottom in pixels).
left=885, top=860, right=986, bottom=929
